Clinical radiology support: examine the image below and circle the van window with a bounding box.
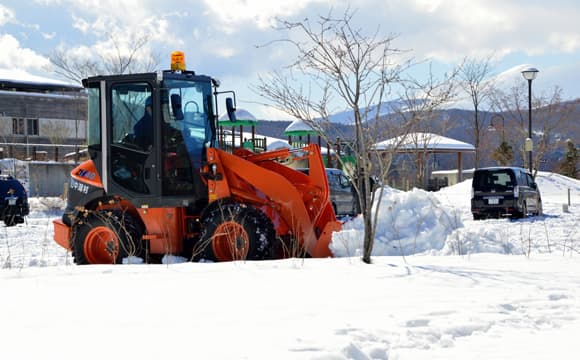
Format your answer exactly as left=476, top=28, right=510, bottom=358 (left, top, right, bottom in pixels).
left=518, top=171, right=526, bottom=186
left=473, top=169, right=516, bottom=190
left=328, top=173, right=340, bottom=187
left=526, top=173, right=535, bottom=187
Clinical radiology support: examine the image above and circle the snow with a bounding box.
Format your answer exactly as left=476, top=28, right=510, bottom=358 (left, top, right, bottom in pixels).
left=1, top=172, right=580, bottom=359
left=285, top=118, right=316, bottom=134
left=374, top=132, right=476, bottom=152
left=0, top=68, right=75, bottom=86
left=219, top=108, right=258, bottom=121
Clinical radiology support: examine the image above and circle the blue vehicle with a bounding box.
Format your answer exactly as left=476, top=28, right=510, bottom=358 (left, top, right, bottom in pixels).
left=0, top=174, right=29, bottom=226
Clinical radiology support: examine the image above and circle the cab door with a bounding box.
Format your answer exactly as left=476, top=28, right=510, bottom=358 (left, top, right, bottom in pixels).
left=105, top=79, right=161, bottom=205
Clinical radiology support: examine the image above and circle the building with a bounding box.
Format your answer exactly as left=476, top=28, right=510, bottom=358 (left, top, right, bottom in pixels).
left=0, top=71, right=87, bottom=161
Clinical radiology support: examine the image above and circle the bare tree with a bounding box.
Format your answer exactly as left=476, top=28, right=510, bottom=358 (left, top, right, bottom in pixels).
left=394, top=64, right=460, bottom=187
left=42, top=120, right=71, bottom=145
left=491, top=83, right=574, bottom=176
left=459, top=56, right=495, bottom=168
left=254, top=9, right=410, bottom=263
left=50, top=33, right=159, bottom=84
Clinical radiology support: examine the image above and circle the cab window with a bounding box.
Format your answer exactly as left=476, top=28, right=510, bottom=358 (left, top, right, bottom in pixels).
left=109, top=82, right=153, bottom=194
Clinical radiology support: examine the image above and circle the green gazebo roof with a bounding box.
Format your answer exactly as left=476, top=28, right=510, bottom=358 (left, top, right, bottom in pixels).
left=219, top=109, right=258, bottom=127
left=284, top=119, right=317, bottom=136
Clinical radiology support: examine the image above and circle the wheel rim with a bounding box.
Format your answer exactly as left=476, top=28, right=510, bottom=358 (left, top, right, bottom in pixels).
left=211, top=221, right=250, bottom=261
left=84, top=226, right=119, bottom=264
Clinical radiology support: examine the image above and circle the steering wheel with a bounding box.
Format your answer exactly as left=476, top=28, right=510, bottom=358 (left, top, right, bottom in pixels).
left=184, top=100, right=199, bottom=113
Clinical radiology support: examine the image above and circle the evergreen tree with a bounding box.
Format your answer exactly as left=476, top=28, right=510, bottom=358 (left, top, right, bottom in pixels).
left=559, top=140, right=579, bottom=179
left=491, top=140, right=514, bottom=166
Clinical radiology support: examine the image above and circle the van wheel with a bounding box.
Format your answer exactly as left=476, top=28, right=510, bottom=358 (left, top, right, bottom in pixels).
left=519, top=203, right=528, bottom=219
left=196, top=203, right=275, bottom=262
left=71, top=210, right=144, bottom=265
left=4, top=215, right=23, bottom=227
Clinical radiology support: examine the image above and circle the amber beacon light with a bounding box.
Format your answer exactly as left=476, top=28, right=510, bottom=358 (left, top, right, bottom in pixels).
left=171, top=51, right=186, bottom=71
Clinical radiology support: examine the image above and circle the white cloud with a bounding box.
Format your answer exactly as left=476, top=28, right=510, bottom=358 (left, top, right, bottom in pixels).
left=3, top=0, right=578, bottom=103
left=71, top=14, right=90, bottom=33
left=212, top=47, right=236, bottom=58
left=203, top=0, right=330, bottom=30
left=42, top=32, right=56, bottom=40
left=0, top=4, right=16, bottom=26
left=0, top=34, right=50, bottom=70
left=340, top=0, right=578, bottom=65
left=56, top=3, right=180, bottom=70
left=549, top=33, right=580, bottom=53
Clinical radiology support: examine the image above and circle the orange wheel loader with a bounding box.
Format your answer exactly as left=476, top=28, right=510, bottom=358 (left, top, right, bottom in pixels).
left=53, top=52, right=342, bottom=264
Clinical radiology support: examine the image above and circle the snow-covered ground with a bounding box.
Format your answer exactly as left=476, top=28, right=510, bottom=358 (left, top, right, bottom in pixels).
left=1, top=172, right=579, bottom=359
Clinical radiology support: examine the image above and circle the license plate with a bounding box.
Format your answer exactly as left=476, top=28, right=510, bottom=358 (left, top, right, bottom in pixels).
left=488, top=198, right=499, bottom=205
left=7, top=198, right=16, bottom=205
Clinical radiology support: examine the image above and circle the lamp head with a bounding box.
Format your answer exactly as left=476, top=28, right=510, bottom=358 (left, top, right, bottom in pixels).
left=521, top=67, right=539, bottom=81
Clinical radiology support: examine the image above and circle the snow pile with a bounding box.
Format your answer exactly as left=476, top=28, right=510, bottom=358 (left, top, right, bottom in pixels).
left=330, top=172, right=580, bottom=258
left=331, top=187, right=463, bottom=257
left=27, top=197, right=65, bottom=217
left=439, top=222, right=521, bottom=255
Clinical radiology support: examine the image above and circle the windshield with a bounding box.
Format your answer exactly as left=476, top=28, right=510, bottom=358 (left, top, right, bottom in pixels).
left=162, top=79, right=215, bottom=149
left=159, top=78, right=215, bottom=197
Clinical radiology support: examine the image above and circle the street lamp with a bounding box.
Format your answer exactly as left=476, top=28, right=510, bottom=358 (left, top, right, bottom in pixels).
left=521, top=67, right=539, bottom=173
left=488, top=113, right=505, bottom=142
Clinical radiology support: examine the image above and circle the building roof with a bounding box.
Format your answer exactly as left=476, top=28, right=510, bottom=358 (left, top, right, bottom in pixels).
left=374, top=132, right=475, bottom=153
left=0, top=69, right=81, bottom=93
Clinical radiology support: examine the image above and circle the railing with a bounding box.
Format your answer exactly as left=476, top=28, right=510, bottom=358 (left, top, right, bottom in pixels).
left=0, top=142, right=87, bottom=162
left=218, top=137, right=268, bottom=153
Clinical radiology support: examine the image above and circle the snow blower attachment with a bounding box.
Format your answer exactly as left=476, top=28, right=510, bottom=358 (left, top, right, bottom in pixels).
left=53, top=52, right=342, bottom=264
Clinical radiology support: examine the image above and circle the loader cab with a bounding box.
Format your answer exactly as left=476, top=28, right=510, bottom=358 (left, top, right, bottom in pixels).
left=83, top=71, right=217, bottom=209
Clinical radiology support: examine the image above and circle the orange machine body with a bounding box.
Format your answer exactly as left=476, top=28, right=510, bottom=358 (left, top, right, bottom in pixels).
left=54, top=144, right=341, bottom=259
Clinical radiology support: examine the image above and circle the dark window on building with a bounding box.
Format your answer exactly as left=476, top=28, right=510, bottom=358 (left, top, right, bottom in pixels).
left=12, top=118, right=25, bottom=135
left=27, top=118, right=39, bottom=136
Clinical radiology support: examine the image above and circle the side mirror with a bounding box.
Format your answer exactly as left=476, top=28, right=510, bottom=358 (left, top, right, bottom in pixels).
left=171, top=94, right=184, bottom=120
left=226, top=97, right=237, bottom=122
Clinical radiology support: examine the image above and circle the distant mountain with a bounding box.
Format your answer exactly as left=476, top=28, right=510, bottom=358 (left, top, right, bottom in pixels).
left=255, top=98, right=579, bottom=174
left=326, top=100, right=411, bottom=124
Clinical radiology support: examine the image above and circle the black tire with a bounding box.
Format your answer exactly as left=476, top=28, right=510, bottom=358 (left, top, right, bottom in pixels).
left=4, top=215, right=24, bottom=227
left=195, top=203, right=275, bottom=262
left=536, top=200, right=543, bottom=216
left=472, top=213, right=484, bottom=221
left=71, top=210, right=144, bottom=265
left=517, top=202, right=528, bottom=219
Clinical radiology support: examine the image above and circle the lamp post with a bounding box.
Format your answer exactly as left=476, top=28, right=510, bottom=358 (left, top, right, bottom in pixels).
left=488, top=114, right=505, bottom=142
left=521, top=67, right=539, bottom=173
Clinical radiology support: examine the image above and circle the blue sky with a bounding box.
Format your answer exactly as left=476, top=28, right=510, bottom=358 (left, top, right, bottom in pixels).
left=1, top=0, right=579, bottom=120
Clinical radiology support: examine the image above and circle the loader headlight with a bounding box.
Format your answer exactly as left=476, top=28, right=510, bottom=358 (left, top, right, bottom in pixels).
left=211, top=163, right=218, bottom=175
